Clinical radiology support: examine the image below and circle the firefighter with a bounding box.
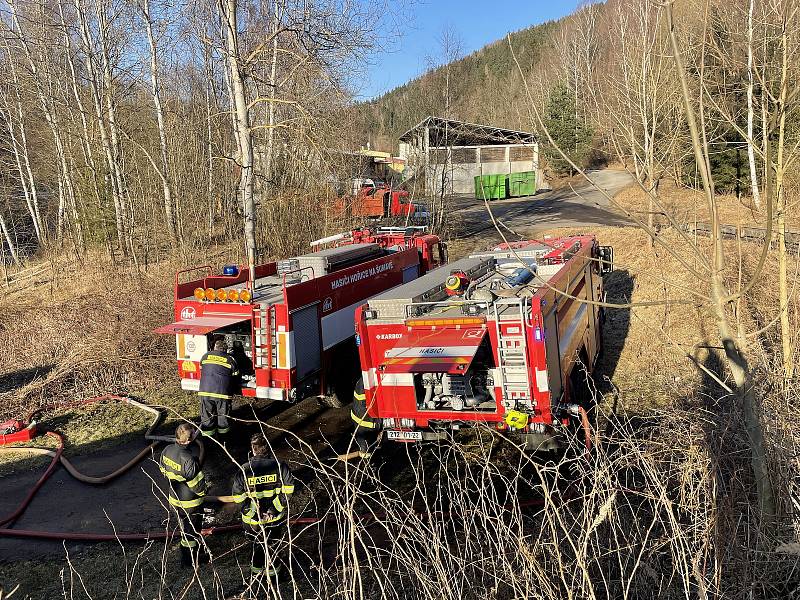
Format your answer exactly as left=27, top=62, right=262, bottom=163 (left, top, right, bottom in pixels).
left=198, top=339, right=239, bottom=438
left=159, top=423, right=207, bottom=568
left=350, top=379, right=381, bottom=458
left=230, top=433, right=295, bottom=582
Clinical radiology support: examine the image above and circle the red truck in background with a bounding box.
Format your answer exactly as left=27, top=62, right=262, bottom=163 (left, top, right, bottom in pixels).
left=354, top=235, right=613, bottom=450
left=335, top=179, right=428, bottom=222
left=155, top=228, right=447, bottom=404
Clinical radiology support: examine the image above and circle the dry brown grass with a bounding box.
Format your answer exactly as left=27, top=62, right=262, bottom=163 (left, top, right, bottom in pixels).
left=614, top=179, right=800, bottom=230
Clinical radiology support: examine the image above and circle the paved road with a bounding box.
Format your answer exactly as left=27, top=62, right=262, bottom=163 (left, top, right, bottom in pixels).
left=451, top=169, right=633, bottom=236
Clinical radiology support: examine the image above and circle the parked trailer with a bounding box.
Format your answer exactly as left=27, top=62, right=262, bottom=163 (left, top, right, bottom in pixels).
left=354, top=235, right=613, bottom=449
left=155, top=228, right=447, bottom=403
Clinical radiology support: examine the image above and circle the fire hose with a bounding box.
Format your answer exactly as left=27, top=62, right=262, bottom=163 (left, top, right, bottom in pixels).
left=0, top=394, right=209, bottom=541
left=0, top=394, right=583, bottom=543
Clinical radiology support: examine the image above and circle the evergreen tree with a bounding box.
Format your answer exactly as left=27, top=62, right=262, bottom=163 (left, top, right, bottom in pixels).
left=542, top=82, right=593, bottom=176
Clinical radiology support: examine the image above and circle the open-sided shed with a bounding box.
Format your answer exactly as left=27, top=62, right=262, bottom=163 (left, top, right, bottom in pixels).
left=398, top=116, right=541, bottom=196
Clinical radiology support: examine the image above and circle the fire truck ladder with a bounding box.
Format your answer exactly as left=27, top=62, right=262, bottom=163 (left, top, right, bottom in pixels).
left=253, top=304, right=276, bottom=370
left=492, top=298, right=533, bottom=410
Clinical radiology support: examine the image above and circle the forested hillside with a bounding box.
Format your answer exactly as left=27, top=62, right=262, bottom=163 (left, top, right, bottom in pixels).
left=356, top=20, right=559, bottom=148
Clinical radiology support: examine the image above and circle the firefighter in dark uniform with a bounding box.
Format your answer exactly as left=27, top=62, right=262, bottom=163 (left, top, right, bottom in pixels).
left=230, top=433, right=295, bottom=581
left=198, top=339, right=239, bottom=437
left=159, top=423, right=207, bottom=567
left=350, top=378, right=381, bottom=458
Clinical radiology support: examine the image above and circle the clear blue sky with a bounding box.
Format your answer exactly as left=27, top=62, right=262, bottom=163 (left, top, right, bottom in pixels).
left=359, top=0, right=581, bottom=99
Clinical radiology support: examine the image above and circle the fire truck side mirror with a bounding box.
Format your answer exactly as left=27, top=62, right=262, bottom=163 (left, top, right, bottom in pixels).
left=598, top=246, right=614, bottom=274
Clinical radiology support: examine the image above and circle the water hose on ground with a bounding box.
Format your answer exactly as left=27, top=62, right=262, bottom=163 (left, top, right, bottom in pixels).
left=0, top=394, right=205, bottom=539
left=0, top=431, right=64, bottom=529
left=0, top=394, right=566, bottom=544
left=578, top=406, right=592, bottom=451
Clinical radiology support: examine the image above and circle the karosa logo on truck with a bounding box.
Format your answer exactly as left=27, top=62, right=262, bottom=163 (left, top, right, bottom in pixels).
left=330, top=262, right=394, bottom=290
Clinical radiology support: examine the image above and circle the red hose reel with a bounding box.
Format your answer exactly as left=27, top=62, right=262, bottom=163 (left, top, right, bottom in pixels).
left=0, top=419, right=38, bottom=446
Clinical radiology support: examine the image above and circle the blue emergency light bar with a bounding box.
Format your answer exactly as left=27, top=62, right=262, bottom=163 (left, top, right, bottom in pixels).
left=223, top=265, right=239, bottom=276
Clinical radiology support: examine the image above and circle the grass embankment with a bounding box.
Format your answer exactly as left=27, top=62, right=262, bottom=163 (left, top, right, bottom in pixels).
left=0, top=248, right=230, bottom=469
left=614, top=178, right=800, bottom=229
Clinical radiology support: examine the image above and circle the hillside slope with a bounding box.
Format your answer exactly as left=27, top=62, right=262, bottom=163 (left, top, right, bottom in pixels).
left=357, top=19, right=560, bottom=150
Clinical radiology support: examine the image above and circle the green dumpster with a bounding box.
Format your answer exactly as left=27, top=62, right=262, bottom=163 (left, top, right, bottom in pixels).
left=508, top=171, right=537, bottom=197
left=474, top=174, right=508, bottom=200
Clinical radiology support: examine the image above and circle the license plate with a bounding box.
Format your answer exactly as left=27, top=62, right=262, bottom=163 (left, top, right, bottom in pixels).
left=386, top=429, right=422, bottom=441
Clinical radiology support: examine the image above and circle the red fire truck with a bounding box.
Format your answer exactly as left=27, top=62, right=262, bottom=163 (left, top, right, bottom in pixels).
left=354, top=235, right=613, bottom=449
left=155, top=228, right=447, bottom=403
left=334, top=179, right=428, bottom=222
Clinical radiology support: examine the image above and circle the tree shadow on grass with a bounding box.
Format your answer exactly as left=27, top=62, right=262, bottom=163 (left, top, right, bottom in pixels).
left=595, top=268, right=634, bottom=391
left=0, top=365, right=54, bottom=395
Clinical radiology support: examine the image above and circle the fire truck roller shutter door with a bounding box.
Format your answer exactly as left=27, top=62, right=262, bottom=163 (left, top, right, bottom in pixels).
left=559, top=303, right=588, bottom=362
left=543, top=309, right=562, bottom=401
left=292, top=304, right=321, bottom=380
left=321, top=300, right=364, bottom=351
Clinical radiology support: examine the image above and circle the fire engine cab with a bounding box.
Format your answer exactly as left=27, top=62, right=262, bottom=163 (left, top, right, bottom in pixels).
left=354, top=235, right=613, bottom=449
left=155, top=228, right=447, bottom=403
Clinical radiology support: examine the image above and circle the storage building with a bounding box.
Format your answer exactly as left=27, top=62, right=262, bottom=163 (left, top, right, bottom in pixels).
left=398, top=117, right=541, bottom=197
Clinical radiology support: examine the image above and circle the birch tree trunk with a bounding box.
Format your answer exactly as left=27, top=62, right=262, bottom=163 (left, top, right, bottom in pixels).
left=10, top=0, right=84, bottom=254
left=3, top=55, right=43, bottom=242
left=775, top=20, right=793, bottom=382
left=74, top=0, right=127, bottom=254
left=140, top=0, right=178, bottom=245
left=220, top=0, right=257, bottom=281
left=96, top=1, right=130, bottom=254
left=746, top=0, right=761, bottom=210
left=0, top=208, right=20, bottom=265
left=59, top=0, right=110, bottom=255
left=202, top=38, right=215, bottom=238
left=264, top=0, right=280, bottom=186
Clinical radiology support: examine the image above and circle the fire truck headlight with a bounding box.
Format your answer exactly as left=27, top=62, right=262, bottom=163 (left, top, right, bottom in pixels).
left=204, top=288, right=215, bottom=301
left=228, top=289, right=240, bottom=302
left=215, top=289, right=228, bottom=302
left=194, top=287, right=205, bottom=301
left=400, top=418, right=415, bottom=428
left=364, top=309, right=377, bottom=320
left=239, top=289, right=252, bottom=302
left=383, top=418, right=397, bottom=428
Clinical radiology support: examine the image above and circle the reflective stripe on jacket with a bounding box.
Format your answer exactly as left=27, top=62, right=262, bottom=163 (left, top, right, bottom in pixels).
left=350, top=380, right=376, bottom=429
left=198, top=350, right=239, bottom=399
left=231, top=456, right=295, bottom=527
left=160, top=442, right=206, bottom=510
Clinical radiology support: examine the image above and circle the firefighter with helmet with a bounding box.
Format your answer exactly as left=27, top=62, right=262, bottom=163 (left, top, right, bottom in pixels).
left=230, top=433, right=295, bottom=583
left=159, top=423, right=208, bottom=568
left=350, top=378, right=381, bottom=458
left=198, top=338, right=239, bottom=438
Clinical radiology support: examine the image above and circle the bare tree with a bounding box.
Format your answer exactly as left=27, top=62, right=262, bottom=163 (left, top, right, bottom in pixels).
left=218, top=0, right=256, bottom=280
left=138, top=0, right=179, bottom=245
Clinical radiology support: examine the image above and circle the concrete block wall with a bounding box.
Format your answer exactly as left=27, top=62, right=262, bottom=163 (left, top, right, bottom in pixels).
left=423, top=144, right=542, bottom=195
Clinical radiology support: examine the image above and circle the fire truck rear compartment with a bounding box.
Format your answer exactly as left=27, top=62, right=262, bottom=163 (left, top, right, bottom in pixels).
left=365, top=241, right=597, bottom=417
left=414, top=339, right=497, bottom=412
